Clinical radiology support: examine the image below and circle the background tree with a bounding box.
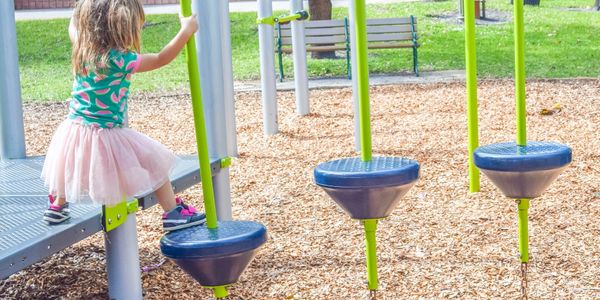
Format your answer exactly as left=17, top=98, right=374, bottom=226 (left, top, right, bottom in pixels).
left=595, top=0, right=600, bottom=11
left=308, top=0, right=336, bottom=59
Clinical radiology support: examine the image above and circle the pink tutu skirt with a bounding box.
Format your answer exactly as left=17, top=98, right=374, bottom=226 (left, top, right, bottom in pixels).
left=42, top=119, right=178, bottom=206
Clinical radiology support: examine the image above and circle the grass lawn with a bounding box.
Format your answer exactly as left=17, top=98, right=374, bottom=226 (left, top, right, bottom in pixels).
left=16, top=0, right=600, bottom=102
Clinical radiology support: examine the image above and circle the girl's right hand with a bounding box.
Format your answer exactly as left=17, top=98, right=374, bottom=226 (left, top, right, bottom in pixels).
left=180, top=14, right=199, bottom=36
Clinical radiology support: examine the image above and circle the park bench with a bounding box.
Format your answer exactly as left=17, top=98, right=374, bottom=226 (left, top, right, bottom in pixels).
left=275, top=16, right=419, bottom=80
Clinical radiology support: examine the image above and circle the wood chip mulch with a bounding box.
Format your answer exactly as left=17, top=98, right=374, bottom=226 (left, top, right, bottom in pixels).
left=1, top=79, right=599, bottom=299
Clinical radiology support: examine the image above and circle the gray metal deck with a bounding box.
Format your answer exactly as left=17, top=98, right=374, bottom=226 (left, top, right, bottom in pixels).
left=0, top=155, right=215, bottom=279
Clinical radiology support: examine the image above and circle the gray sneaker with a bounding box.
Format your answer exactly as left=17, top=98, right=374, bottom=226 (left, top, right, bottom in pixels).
left=43, top=195, right=71, bottom=224
left=162, top=197, right=206, bottom=232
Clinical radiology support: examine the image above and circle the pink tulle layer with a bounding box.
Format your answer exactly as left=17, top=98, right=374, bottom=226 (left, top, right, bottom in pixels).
left=42, top=119, right=178, bottom=206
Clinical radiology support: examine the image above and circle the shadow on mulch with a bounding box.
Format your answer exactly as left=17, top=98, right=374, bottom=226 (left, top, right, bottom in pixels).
left=555, top=7, right=600, bottom=12
left=427, top=9, right=511, bottom=25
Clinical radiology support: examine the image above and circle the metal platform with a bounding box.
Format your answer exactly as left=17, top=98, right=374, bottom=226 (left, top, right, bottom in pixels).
left=0, top=155, right=216, bottom=279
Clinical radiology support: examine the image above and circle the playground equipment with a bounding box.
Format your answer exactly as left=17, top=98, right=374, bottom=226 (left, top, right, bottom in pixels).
left=313, top=0, right=420, bottom=298
left=0, top=1, right=243, bottom=299
left=463, top=0, right=572, bottom=298
left=257, top=0, right=310, bottom=135
left=159, top=1, right=267, bottom=299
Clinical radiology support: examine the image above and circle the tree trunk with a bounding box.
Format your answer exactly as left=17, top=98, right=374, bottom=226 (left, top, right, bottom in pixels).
left=595, top=0, right=600, bottom=11
left=308, top=0, right=336, bottom=59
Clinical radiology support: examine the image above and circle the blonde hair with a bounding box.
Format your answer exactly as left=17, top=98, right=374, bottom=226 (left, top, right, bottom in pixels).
left=72, top=0, right=145, bottom=75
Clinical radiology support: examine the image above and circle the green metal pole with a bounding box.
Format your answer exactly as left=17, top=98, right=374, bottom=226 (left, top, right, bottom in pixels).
left=514, top=0, right=527, bottom=146
left=212, top=286, right=229, bottom=299
left=517, top=199, right=529, bottom=262
left=352, top=0, right=372, bottom=162
left=463, top=0, right=480, bottom=192
left=180, top=0, right=218, bottom=229
left=363, top=219, right=379, bottom=291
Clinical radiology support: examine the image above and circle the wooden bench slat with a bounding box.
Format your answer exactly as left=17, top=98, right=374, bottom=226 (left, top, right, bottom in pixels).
left=279, top=25, right=417, bottom=39
left=280, top=35, right=347, bottom=45
left=280, top=18, right=416, bottom=28
left=366, top=32, right=415, bottom=42
left=365, top=17, right=417, bottom=25
left=279, top=20, right=346, bottom=30
left=303, top=19, right=347, bottom=28
left=280, top=45, right=347, bottom=54
left=366, top=24, right=416, bottom=34
left=278, top=27, right=347, bottom=38
left=367, top=43, right=419, bottom=49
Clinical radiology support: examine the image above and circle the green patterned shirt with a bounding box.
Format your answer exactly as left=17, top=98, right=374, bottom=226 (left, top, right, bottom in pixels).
left=68, top=50, right=141, bottom=128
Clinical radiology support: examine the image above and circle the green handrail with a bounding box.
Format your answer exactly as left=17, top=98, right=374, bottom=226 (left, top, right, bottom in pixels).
left=180, top=0, right=218, bottom=230
left=463, top=0, right=480, bottom=192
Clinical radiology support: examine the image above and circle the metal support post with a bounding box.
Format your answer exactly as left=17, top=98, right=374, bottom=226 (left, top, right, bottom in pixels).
left=517, top=198, right=529, bottom=263
left=105, top=214, right=143, bottom=300
left=257, top=0, right=279, bottom=135
left=517, top=198, right=529, bottom=299
left=0, top=1, right=26, bottom=160
left=219, top=0, right=239, bottom=157
left=363, top=219, right=379, bottom=291
left=290, top=0, right=310, bottom=116
left=193, top=0, right=233, bottom=221
left=348, top=0, right=361, bottom=152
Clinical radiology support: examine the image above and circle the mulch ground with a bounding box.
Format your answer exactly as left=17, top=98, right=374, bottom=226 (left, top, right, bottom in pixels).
left=1, top=79, right=599, bottom=299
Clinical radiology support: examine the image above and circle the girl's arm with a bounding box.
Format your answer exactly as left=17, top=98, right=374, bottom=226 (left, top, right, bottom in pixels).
left=137, top=14, right=198, bottom=73
left=69, top=16, right=77, bottom=43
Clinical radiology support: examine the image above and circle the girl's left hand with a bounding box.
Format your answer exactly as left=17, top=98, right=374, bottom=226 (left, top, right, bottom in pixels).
left=180, top=14, right=199, bottom=36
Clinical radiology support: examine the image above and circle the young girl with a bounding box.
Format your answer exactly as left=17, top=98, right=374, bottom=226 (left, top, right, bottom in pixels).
left=42, top=0, right=205, bottom=232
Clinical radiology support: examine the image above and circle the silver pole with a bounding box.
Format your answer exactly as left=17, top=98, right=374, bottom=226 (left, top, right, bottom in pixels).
left=290, top=0, right=310, bottom=116
left=193, top=0, right=233, bottom=220
left=257, top=0, right=279, bottom=135
left=347, top=0, right=361, bottom=152
left=0, top=1, right=26, bottom=160
left=105, top=215, right=143, bottom=300
left=219, top=0, right=239, bottom=157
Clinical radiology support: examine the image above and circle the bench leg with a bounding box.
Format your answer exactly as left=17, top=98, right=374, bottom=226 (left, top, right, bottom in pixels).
left=413, top=46, right=419, bottom=77
left=346, top=51, right=351, bottom=79
left=278, top=50, right=284, bottom=82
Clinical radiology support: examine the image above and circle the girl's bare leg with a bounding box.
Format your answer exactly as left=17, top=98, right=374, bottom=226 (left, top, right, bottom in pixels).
left=155, top=181, right=177, bottom=212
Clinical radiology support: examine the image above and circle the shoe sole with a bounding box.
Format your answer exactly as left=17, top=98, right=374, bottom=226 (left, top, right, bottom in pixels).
left=43, top=214, right=71, bottom=224
left=163, top=219, right=206, bottom=232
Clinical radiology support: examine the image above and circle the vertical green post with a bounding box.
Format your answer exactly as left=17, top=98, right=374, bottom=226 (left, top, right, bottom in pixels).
left=352, top=0, right=372, bottom=162
left=180, top=0, right=218, bottom=229
left=463, top=0, right=480, bottom=192
left=363, top=219, right=379, bottom=291
left=212, top=286, right=229, bottom=299
left=517, top=199, right=529, bottom=262
left=514, top=0, right=527, bottom=146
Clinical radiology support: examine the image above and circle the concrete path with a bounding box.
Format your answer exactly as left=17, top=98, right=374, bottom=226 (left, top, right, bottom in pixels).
left=234, top=70, right=465, bottom=92
left=15, top=0, right=416, bottom=20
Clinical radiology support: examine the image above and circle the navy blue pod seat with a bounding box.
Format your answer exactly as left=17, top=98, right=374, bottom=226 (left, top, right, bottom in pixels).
left=160, top=221, right=267, bottom=287
left=314, top=157, right=420, bottom=219
left=474, top=141, right=572, bottom=198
